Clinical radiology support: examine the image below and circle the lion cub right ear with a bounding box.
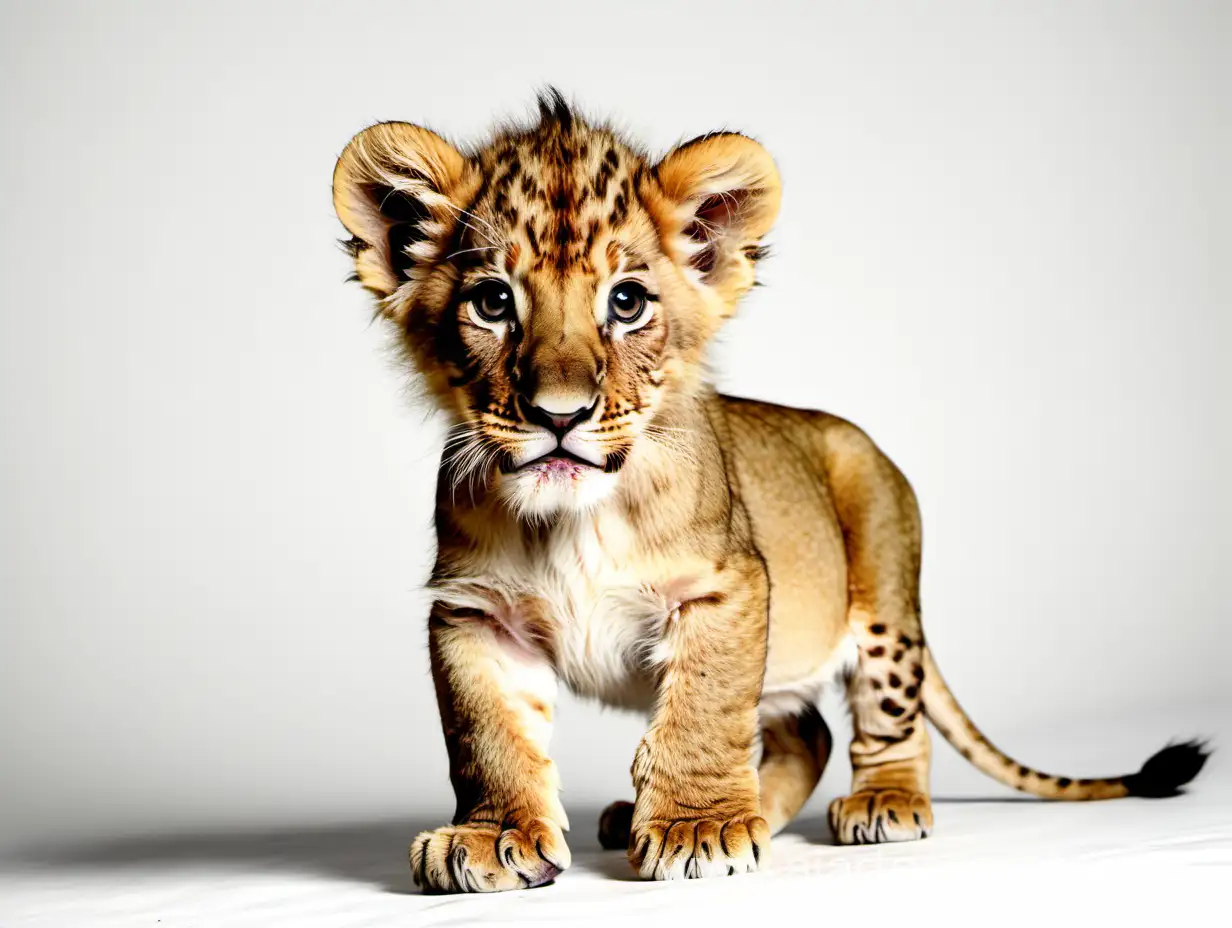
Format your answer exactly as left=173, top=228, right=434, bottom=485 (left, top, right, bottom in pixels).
left=332, top=122, right=473, bottom=302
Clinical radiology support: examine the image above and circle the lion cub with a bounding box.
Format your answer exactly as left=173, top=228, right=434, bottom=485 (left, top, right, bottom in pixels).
left=331, top=92, right=1207, bottom=891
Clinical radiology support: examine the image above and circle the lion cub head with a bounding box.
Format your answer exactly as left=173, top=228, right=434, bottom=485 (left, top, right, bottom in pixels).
left=333, top=92, right=781, bottom=518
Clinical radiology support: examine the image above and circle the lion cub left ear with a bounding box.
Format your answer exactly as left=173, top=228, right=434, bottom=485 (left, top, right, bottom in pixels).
left=653, top=133, right=782, bottom=303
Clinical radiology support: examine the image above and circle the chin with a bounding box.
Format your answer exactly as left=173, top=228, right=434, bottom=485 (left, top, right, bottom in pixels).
left=495, top=458, right=618, bottom=520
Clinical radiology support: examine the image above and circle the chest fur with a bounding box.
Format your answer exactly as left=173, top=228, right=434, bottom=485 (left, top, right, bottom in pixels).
left=436, top=517, right=685, bottom=710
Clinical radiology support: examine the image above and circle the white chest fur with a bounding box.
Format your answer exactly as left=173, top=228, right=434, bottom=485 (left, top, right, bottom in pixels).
left=433, top=513, right=679, bottom=711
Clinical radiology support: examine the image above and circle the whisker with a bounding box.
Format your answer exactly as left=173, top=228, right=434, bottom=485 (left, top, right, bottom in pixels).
left=445, top=244, right=500, bottom=262
left=438, top=200, right=501, bottom=247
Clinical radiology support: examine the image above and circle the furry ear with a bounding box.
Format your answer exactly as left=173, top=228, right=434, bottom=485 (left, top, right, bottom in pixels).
left=332, top=122, right=472, bottom=300
left=653, top=133, right=782, bottom=301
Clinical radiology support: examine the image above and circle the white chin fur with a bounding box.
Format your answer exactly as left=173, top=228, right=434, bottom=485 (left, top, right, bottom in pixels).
left=496, top=466, right=617, bottom=519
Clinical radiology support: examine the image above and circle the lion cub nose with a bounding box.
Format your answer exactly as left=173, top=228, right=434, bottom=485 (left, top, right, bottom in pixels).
left=519, top=396, right=596, bottom=438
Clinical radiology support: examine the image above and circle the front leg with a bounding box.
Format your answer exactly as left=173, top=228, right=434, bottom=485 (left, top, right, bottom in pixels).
left=410, top=603, right=569, bottom=893
left=628, top=564, right=771, bottom=880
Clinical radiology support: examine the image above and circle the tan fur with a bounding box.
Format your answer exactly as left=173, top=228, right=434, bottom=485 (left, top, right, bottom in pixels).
left=332, top=93, right=1205, bottom=891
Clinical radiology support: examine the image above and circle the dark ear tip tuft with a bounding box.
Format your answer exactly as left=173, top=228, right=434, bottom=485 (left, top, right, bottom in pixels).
left=1124, top=739, right=1211, bottom=798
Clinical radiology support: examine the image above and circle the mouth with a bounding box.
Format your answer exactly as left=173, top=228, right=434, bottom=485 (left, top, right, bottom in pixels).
left=506, top=447, right=602, bottom=475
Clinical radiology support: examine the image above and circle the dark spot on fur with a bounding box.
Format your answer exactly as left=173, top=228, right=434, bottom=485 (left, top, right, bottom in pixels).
left=888, top=673, right=901, bottom=688
left=869, top=623, right=887, bottom=635
left=904, top=685, right=918, bottom=699
left=611, top=191, right=628, bottom=224
left=494, top=161, right=520, bottom=192
left=1057, top=777, right=1072, bottom=788
left=594, top=160, right=614, bottom=199
left=1019, top=766, right=1031, bottom=778
left=880, top=698, right=905, bottom=717
left=867, top=645, right=885, bottom=658
left=892, top=650, right=904, bottom=662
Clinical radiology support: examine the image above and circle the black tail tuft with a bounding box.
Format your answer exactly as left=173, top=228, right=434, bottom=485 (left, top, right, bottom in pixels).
left=1124, top=740, right=1211, bottom=798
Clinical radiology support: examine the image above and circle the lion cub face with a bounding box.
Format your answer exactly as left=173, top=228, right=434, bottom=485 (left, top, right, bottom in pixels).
left=333, top=93, right=781, bottom=517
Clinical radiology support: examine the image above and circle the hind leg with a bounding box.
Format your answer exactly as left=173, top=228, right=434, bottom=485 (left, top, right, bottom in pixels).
left=828, top=614, right=933, bottom=844
left=758, top=707, right=832, bottom=834
left=599, top=708, right=831, bottom=849
left=826, top=438, right=934, bottom=844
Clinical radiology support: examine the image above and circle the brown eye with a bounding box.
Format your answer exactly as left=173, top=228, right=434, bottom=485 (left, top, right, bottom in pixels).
left=470, top=280, right=515, bottom=322
left=608, top=281, right=649, bottom=324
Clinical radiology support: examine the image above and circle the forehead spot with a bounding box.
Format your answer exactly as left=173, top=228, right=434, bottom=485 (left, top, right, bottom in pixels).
left=496, top=155, right=521, bottom=187
left=593, top=160, right=614, bottom=199
left=611, top=190, right=628, bottom=225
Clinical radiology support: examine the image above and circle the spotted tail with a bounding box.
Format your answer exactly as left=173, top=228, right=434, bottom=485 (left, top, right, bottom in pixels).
left=921, top=648, right=1209, bottom=800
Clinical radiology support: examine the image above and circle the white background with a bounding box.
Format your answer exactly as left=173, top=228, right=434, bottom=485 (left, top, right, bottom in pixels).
left=1, top=0, right=1227, bottom=853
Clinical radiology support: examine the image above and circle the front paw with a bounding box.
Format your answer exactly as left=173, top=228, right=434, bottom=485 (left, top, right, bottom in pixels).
left=828, top=789, right=933, bottom=844
left=628, top=814, right=770, bottom=880
left=410, top=816, right=570, bottom=893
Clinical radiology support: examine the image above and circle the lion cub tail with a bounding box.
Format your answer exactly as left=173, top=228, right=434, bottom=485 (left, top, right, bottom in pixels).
left=920, top=648, right=1209, bottom=800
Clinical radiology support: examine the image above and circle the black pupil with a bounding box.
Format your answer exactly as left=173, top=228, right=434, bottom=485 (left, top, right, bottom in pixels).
left=611, top=286, right=642, bottom=319
left=478, top=283, right=511, bottom=319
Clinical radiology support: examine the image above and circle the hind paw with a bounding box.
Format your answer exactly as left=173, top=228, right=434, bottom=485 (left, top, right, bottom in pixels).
left=598, top=800, right=634, bottom=850
left=828, top=789, right=932, bottom=844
